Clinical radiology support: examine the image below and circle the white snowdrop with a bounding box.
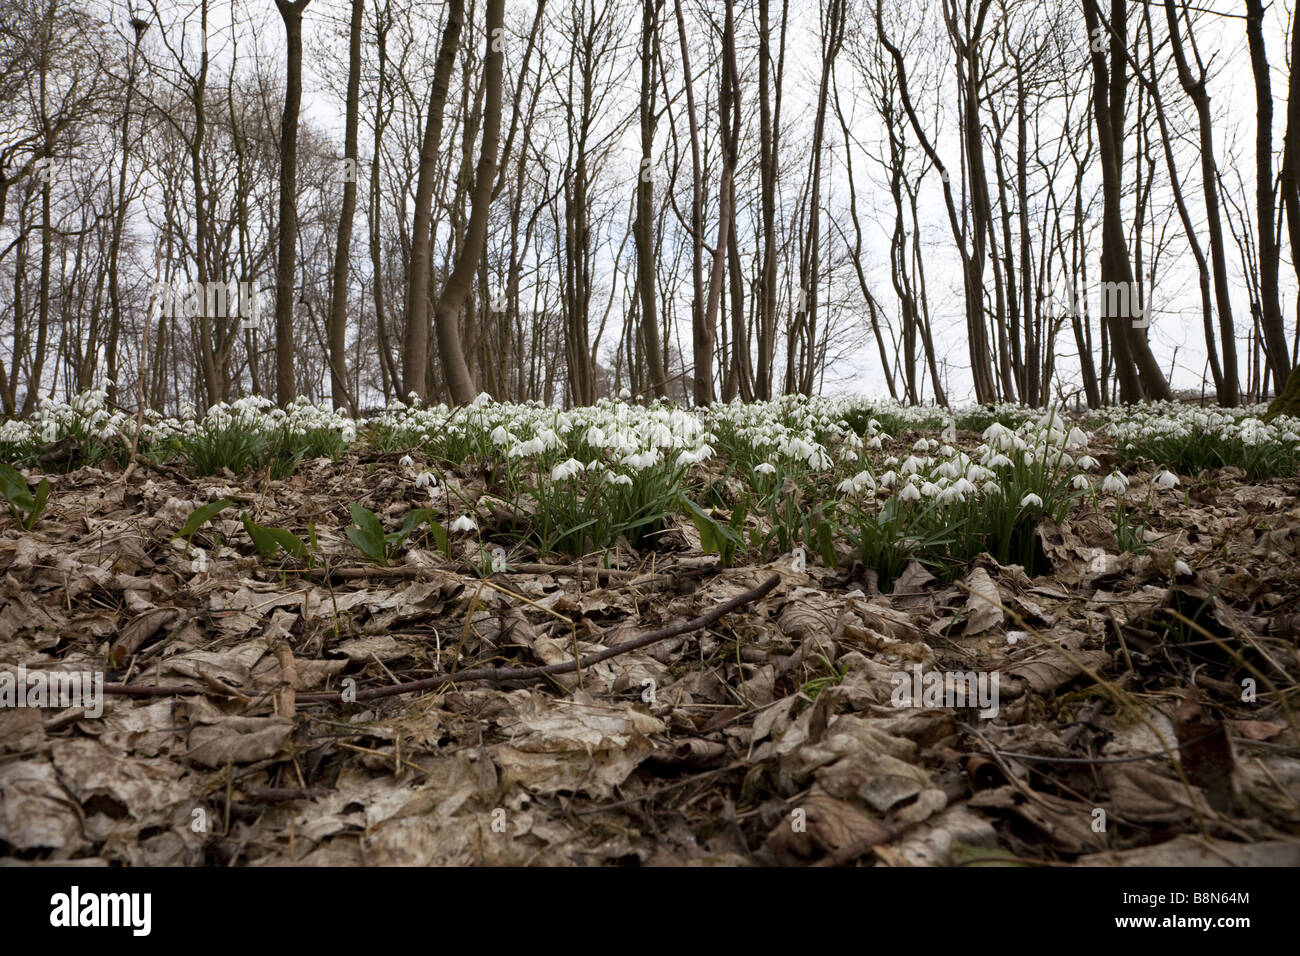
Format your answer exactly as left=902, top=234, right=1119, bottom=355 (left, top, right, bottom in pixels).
left=1101, top=472, right=1129, bottom=494
left=551, top=458, right=584, bottom=481
left=1152, top=470, right=1179, bottom=490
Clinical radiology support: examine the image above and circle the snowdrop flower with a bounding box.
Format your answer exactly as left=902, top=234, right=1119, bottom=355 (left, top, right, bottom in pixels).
left=754, top=462, right=777, bottom=476
left=1173, top=559, right=1193, bottom=578
left=913, top=437, right=929, bottom=452
left=585, top=425, right=606, bottom=447
left=899, top=455, right=923, bottom=475
left=1152, top=470, right=1179, bottom=490
left=1066, top=426, right=1089, bottom=449
left=1100, top=472, right=1129, bottom=494
left=414, top=471, right=437, bottom=490
left=621, top=449, right=661, bottom=471
left=983, top=422, right=1013, bottom=447
left=1071, top=474, right=1091, bottom=490
left=807, top=446, right=833, bottom=470
left=491, top=425, right=511, bottom=445
left=398, top=454, right=415, bottom=469
left=551, top=458, right=584, bottom=481
left=509, top=436, right=546, bottom=458
left=983, top=480, right=1002, bottom=496
left=1076, top=455, right=1099, bottom=471
left=450, top=515, right=477, bottom=533
left=986, top=453, right=1012, bottom=469
left=837, top=477, right=858, bottom=494
left=606, top=473, right=633, bottom=487
left=899, top=482, right=921, bottom=502
left=867, top=436, right=883, bottom=450
left=1020, top=493, right=1043, bottom=509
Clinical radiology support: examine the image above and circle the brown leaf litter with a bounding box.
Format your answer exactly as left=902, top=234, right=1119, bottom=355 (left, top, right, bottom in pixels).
left=0, top=449, right=1298, bottom=866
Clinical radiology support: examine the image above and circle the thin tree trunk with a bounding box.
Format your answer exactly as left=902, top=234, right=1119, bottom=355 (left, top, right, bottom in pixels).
left=402, top=0, right=465, bottom=401
left=433, top=0, right=505, bottom=405
left=1245, top=0, right=1292, bottom=389
left=273, top=0, right=312, bottom=405
left=673, top=0, right=709, bottom=405
left=326, top=0, right=363, bottom=414
left=1164, top=0, right=1238, bottom=404
left=636, top=0, right=668, bottom=399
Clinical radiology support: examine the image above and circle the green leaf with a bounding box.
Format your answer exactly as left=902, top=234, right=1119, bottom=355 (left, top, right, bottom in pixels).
left=388, top=507, right=433, bottom=548
left=427, top=520, right=449, bottom=556
left=680, top=496, right=742, bottom=567
left=265, top=526, right=308, bottom=560
left=241, top=511, right=277, bottom=557
left=173, top=499, right=235, bottom=541
left=814, top=520, right=837, bottom=568
left=0, top=462, right=42, bottom=525
left=25, top=478, right=50, bottom=530
left=347, top=504, right=388, bottom=565
left=240, top=512, right=306, bottom=560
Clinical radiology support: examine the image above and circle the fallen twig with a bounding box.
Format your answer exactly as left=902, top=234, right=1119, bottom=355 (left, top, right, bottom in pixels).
left=298, top=572, right=781, bottom=705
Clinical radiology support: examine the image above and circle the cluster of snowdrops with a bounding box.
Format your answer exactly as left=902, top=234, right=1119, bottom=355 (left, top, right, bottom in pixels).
left=2, top=389, right=1298, bottom=589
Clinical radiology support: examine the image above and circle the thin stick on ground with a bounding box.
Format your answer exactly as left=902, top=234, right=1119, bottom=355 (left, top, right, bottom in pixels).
left=296, top=572, right=781, bottom=705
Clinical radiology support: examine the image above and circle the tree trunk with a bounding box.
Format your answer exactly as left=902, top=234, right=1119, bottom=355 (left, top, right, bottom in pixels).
left=673, top=0, right=710, bottom=405
left=1245, top=0, right=1292, bottom=390
left=433, top=0, right=505, bottom=405
left=402, top=0, right=465, bottom=402
left=1164, top=0, right=1238, bottom=404
left=635, top=0, right=668, bottom=398
left=273, top=0, right=312, bottom=406
left=326, top=0, right=363, bottom=414
left=1083, top=0, right=1170, bottom=402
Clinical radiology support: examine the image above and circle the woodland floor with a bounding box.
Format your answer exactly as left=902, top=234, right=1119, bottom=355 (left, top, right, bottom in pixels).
left=2, top=433, right=1299, bottom=866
